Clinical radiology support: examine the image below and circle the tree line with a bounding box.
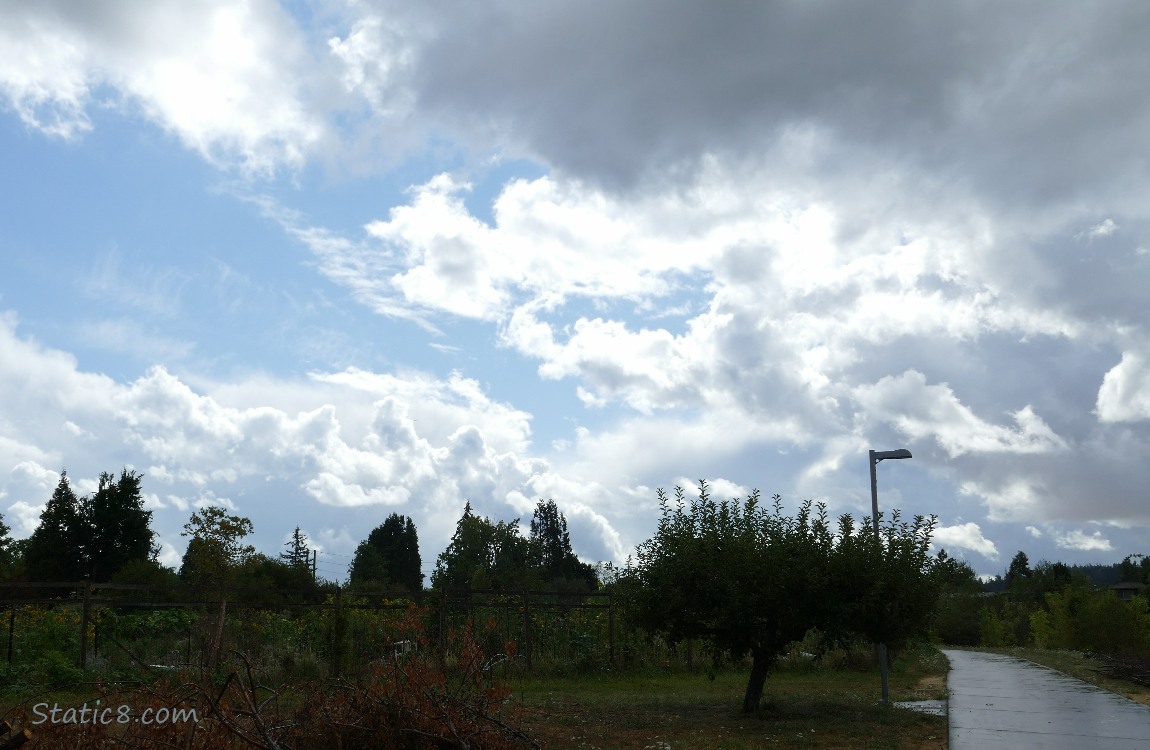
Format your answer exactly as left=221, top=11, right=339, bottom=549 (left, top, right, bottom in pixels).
left=934, top=549, right=1150, bottom=657
left=8, top=471, right=1147, bottom=714
left=0, top=471, right=600, bottom=596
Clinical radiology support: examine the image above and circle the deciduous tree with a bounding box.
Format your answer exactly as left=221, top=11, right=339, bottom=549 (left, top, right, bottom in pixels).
left=432, top=503, right=531, bottom=590
left=626, top=481, right=936, bottom=714
left=179, top=506, right=256, bottom=587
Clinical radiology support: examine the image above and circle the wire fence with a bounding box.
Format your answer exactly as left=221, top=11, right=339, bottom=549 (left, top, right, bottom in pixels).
left=0, top=581, right=698, bottom=681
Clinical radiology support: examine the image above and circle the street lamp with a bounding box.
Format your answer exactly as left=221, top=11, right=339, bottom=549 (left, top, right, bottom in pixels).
left=869, top=447, right=912, bottom=703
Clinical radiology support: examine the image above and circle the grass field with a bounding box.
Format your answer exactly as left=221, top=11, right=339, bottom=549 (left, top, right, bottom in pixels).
left=507, top=658, right=949, bottom=750
left=1, top=648, right=951, bottom=750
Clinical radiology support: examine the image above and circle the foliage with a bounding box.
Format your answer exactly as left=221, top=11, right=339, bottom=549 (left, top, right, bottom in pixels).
left=931, top=593, right=984, bottom=645
left=1120, top=554, right=1150, bottom=584
left=3, top=607, right=539, bottom=750
left=23, top=472, right=88, bottom=582
left=179, top=506, right=256, bottom=587
left=528, top=499, right=598, bottom=592
left=625, top=481, right=937, bottom=713
left=350, top=513, right=423, bottom=592
left=928, top=549, right=984, bottom=645
left=22, top=470, right=157, bottom=584
left=931, top=548, right=981, bottom=594
left=432, top=502, right=534, bottom=591
left=1005, top=550, right=1031, bottom=590
left=280, top=526, right=311, bottom=570
left=1033, top=587, right=1150, bottom=655
left=0, top=510, right=13, bottom=579
left=86, top=469, right=157, bottom=581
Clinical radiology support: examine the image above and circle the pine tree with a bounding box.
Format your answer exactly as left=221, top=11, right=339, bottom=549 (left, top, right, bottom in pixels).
left=24, top=472, right=87, bottom=581
left=281, top=527, right=311, bottom=570
left=24, top=470, right=158, bottom=583
left=529, top=499, right=598, bottom=591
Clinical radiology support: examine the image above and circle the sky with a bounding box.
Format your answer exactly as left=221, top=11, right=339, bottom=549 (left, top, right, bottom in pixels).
left=2, top=0, right=1149, bottom=583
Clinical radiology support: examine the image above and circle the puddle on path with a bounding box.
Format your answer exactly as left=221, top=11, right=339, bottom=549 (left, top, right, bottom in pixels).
left=893, top=699, right=947, bottom=716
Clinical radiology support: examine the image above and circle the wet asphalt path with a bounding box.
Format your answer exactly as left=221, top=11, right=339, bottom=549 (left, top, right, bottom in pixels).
left=943, top=649, right=1150, bottom=749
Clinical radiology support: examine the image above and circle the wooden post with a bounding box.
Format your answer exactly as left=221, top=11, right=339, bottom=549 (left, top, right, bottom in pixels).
left=6, top=607, right=14, bottom=665
left=79, top=581, right=91, bottom=669
left=608, top=593, right=616, bottom=666
left=207, top=586, right=227, bottom=674
left=438, top=591, right=447, bottom=668
left=522, top=590, right=532, bottom=670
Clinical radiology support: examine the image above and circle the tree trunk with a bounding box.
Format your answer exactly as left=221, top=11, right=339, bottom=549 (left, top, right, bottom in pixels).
left=742, top=648, right=772, bottom=713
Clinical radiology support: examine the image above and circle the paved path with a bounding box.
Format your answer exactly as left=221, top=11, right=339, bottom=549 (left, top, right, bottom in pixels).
left=943, top=649, right=1150, bottom=749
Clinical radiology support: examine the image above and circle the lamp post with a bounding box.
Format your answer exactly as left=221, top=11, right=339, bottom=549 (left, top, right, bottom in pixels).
left=869, top=447, right=912, bottom=703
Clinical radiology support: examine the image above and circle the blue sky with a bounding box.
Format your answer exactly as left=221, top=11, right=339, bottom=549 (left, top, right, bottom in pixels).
left=3, top=1, right=1150, bottom=583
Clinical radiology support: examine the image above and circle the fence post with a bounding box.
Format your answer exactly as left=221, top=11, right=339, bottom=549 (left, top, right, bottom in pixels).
left=438, top=591, right=447, bottom=668
left=608, top=592, right=616, bottom=667
left=80, top=580, right=91, bottom=669
left=7, top=607, right=14, bottom=665
left=522, top=589, right=532, bottom=670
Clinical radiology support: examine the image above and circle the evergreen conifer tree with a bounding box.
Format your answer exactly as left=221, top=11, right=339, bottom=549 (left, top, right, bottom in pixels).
left=86, top=469, right=156, bottom=582
left=24, top=472, right=87, bottom=581
left=349, top=513, right=423, bottom=591
left=529, top=499, right=598, bottom=591
left=281, top=527, right=311, bottom=570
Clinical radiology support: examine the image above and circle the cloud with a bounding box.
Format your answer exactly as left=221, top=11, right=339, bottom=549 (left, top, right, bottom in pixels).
left=1097, top=349, right=1150, bottom=423
left=933, top=522, right=999, bottom=561
left=854, top=371, right=1069, bottom=458
left=1083, top=219, right=1118, bottom=239
left=0, top=313, right=638, bottom=562
left=0, top=0, right=324, bottom=173
left=358, top=0, right=1150, bottom=215
left=264, top=149, right=1150, bottom=542
left=1053, top=529, right=1113, bottom=552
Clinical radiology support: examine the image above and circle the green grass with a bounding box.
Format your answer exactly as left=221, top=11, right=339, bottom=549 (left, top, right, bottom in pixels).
left=507, top=657, right=948, bottom=750
left=1, top=647, right=952, bottom=750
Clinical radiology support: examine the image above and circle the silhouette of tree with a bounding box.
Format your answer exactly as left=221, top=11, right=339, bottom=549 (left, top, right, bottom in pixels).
left=349, top=513, right=423, bottom=591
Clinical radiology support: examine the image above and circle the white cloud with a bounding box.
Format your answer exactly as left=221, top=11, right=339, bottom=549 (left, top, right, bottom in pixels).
left=1053, top=529, right=1113, bottom=552
left=1097, top=350, right=1150, bottom=423
left=1026, top=526, right=1043, bottom=538
left=1085, top=218, right=1118, bottom=239
left=0, top=313, right=638, bottom=563
left=933, top=522, right=999, bottom=561
left=0, top=0, right=324, bottom=174
left=855, top=371, right=1068, bottom=458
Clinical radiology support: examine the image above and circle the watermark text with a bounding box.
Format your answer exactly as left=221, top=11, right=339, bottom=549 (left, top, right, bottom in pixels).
left=32, top=701, right=198, bottom=726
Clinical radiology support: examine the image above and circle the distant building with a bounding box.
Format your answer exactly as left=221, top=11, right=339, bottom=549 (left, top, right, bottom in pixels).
left=1109, top=581, right=1146, bottom=601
